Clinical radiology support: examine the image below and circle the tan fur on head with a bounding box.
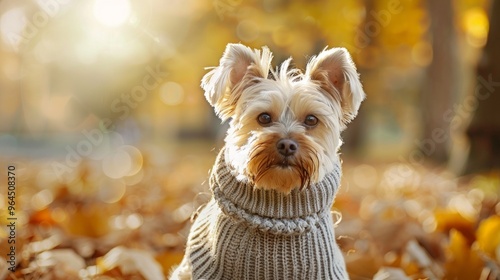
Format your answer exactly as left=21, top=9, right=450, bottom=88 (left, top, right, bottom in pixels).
left=201, top=43, right=365, bottom=193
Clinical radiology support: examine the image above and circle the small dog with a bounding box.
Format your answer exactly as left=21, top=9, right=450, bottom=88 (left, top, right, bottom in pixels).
left=171, top=43, right=365, bottom=280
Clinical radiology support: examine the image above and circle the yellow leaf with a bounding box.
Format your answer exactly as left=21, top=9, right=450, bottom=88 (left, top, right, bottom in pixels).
left=476, top=215, right=500, bottom=258
left=61, top=203, right=118, bottom=237
left=434, top=209, right=475, bottom=245
left=155, top=250, right=185, bottom=277
left=445, top=229, right=483, bottom=280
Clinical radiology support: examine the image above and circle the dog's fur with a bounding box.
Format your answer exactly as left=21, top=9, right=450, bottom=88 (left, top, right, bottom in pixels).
left=170, top=43, right=365, bottom=279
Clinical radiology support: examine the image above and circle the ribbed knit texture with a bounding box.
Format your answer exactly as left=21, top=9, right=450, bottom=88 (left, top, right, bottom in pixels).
left=185, top=149, right=348, bottom=280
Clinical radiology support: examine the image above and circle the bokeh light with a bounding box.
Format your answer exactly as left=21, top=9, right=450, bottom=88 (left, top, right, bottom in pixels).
left=159, top=82, right=185, bottom=106
left=102, top=149, right=132, bottom=179
left=125, top=213, right=143, bottom=229
left=121, top=145, right=143, bottom=176
left=411, top=41, right=433, bottom=67
left=93, top=0, right=132, bottom=27
left=462, top=7, right=489, bottom=48
left=31, top=189, right=54, bottom=210
left=351, top=164, right=378, bottom=189
left=98, top=180, right=126, bottom=203
left=101, top=145, right=143, bottom=179
left=237, top=20, right=260, bottom=42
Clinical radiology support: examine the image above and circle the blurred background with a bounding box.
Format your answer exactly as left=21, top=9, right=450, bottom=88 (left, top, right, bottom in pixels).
left=0, top=0, right=499, bottom=279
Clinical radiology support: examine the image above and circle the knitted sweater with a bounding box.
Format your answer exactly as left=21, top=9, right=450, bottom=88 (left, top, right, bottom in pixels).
left=185, top=149, right=348, bottom=280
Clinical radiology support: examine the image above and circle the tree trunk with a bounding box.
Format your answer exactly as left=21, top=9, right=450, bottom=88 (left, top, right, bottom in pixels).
left=463, top=0, right=500, bottom=174
left=341, top=0, right=376, bottom=154
left=423, top=0, right=458, bottom=162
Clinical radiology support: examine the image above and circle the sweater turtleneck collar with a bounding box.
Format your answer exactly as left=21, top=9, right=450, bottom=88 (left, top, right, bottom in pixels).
left=210, top=148, right=342, bottom=235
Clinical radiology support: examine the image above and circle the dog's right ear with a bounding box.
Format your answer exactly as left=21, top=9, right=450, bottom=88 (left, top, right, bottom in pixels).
left=201, top=43, right=272, bottom=121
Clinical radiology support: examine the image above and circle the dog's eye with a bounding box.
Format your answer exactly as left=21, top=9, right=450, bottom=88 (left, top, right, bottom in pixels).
left=257, top=113, right=272, bottom=126
left=304, top=115, right=319, bottom=127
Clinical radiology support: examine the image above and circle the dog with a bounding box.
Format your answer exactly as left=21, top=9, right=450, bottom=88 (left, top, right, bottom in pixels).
left=170, top=43, right=365, bottom=280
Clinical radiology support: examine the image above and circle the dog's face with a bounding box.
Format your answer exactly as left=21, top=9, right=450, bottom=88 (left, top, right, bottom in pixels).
left=202, top=44, right=365, bottom=193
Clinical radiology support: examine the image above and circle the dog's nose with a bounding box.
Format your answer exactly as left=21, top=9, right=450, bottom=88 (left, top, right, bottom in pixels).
left=276, top=139, right=298, bottom=156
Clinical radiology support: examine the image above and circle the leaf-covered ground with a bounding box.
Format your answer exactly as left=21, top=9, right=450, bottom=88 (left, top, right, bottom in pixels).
left=1, top=146, right=499, bottom=280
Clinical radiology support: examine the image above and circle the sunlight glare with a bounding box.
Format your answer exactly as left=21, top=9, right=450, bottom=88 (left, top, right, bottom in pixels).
left=0, top=8, right=27, bottom=48
left=160, top=82, right=184, bottom=106
left=93, top=0, right=131, bottom=27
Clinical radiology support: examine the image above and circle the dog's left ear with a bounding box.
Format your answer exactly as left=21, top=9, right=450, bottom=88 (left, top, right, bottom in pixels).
left=306, top=47, right=365, bottom=128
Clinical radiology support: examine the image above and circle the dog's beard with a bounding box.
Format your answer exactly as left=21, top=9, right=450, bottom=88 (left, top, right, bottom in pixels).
left=240, top=133, right=321, bottom=193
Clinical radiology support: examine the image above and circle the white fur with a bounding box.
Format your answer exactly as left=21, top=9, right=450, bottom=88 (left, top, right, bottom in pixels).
left=170, top=43, right=365, bottom=279
left=169, top=256, right=191, bottom=280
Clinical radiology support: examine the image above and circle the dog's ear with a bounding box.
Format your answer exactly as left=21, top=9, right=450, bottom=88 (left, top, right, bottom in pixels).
left=201, top=43, right=273, bottom=121
left=306, top=47, right=365, bottom=128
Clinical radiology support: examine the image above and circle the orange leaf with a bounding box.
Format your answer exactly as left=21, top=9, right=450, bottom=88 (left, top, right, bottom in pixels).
left=434, top=209, right=475, bottom=245
left=29, top=208, right=56, bottom=226
left=444, top=229, right=484, bottom=280
left=476, top=215, right=500, bottom=258
left=155, top=250, right=185, bottom=277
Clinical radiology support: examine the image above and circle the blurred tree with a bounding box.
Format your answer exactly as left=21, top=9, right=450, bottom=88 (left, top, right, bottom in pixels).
left=423, top=0, right=458, bottom=163
left=464, top=0, right=500, bottom=174
left=341, top=0, right=376, bottom=154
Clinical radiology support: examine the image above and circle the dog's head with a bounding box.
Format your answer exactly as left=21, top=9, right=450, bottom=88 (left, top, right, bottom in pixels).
left=202, top=43, right=365, bottom=193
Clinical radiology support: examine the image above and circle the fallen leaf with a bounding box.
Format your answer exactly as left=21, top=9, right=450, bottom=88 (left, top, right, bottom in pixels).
left=444, top=229, right=484, bottom=280
left=434, top=209, right=476, bottom=245
left=33, top=249, right=85, bottom=279
left=476, top=215, right=500, bottom=258
left=345, top=249, right=382, bottom=279
left=97, top=246, right=165, bottom=280
left=373, top=266, right=411, bottom=280
left=402, top=239, right=444, bottom=280
left=155, top=250, right=185, bottom=277
left=61, top=203, right=118, bottom=237
left=29, top=208, right=56, bottom=226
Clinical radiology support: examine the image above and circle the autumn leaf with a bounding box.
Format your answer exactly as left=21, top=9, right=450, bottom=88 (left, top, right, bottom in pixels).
left=476, top=215, right=500, bottom=259
left=434, top=209, right=476, bottom=245
left=444, top=229, right=484, bottom=280
left=97, top=246, right=166, bottom=280
left=155, top=250, right=185, bottom=277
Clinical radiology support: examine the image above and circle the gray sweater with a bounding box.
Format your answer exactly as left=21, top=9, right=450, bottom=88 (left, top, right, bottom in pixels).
left=184, top=149, right=348, bottom=279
